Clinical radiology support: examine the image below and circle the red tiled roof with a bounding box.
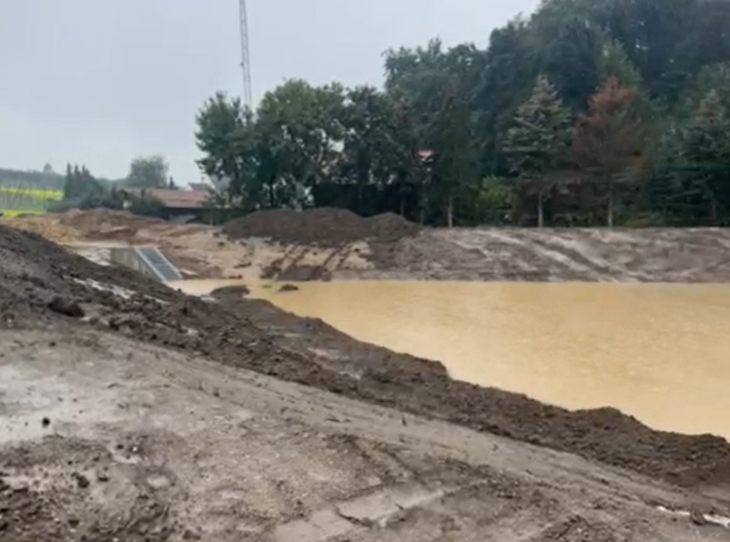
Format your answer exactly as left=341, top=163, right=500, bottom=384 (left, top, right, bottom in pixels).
left=126, top=189, right=209, bottom=209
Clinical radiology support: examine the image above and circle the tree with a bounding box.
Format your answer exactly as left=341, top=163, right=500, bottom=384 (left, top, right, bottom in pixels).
left=474, top=18, right=536, bottom=174
left=684, top=63, right=730, bottom=113
left=256, top=79, right=346, bottom=199
left=330, top=86, right=398, bottom=214
left=125, top=155, right=169, bottom=189
left=503, top=75, right=572, bottom=227
left=530, top=5, right=604, bottom=111
left=191, top=0, right=730, bottom=228
left=63, top=164, right=104, bottom=202
left=384, top=39, right=486, bottom=127
left=195, top=92, right=261, bottom=208
left=572, top=77, right=647, bottom=227
left=427, top=96, right=478, bottom=227
left=600, top=41, right=643, bottom=90
left=679, top=90, right=730, bottom=223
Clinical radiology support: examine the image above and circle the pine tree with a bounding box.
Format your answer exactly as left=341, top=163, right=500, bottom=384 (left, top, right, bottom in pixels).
left=680, top=90, right=730, bottom=223
left=572, top=77, right=646, bottom=227
left=504, top=75, right=572, bottom=227
left=600, top=41, right=643, bottom=90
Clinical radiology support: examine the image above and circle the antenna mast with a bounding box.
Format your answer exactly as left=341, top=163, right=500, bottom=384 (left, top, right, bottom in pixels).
left=238, top=0, right=253, bottom=110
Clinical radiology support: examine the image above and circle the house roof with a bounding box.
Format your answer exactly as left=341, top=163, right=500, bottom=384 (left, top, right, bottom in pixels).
left=125, top=188, right=209, bottom=209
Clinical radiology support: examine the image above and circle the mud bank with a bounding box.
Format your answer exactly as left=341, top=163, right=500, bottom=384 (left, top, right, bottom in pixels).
left=6, top=209, right=730, bottom=282
left=4, top=224, right=730, bottom=540
left=1, top=224, right=730, bottom=489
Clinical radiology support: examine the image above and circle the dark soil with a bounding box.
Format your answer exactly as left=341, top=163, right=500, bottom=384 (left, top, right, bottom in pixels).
left=0, top=437, right=176, bottom=542
left=223, top=208, right=420, bottom=247
left=1, top=224, right=730, bottom=489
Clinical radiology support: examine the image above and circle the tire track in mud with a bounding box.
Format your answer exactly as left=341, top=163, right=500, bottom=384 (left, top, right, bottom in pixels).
left=512, top=231, right=626, bottom=282
left=450, top=230, right=600, bottom=281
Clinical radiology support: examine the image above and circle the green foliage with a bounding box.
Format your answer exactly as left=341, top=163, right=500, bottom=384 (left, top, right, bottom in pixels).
left=676, top=90, right=730, bottom=223
left=427, top=97, right=479, bottom=226
left=503, top=76, right=572, bottom=226
left=124, top=155, right=169, bottom=189
left=472, top=176, right=514, bottom=225
left=51, top=164, right=124, bottom=213
left=193, top=0, right=730, bottom=228
left=63, top=164, right=105, bottom=202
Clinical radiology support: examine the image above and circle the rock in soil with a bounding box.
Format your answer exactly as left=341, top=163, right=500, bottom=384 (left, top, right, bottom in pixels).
left=278, top=284, right=299, bottom=293
left=47, top=296, right=84, bottom=318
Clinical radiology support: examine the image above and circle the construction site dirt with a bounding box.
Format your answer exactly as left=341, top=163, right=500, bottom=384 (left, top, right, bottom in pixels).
left=2, top=212, right=730, bottom=540
left=6, top=209, right=730, bottom=282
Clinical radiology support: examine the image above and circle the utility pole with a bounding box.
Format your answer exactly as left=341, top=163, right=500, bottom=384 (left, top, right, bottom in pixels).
left=239, top=0, right=253, bottom=110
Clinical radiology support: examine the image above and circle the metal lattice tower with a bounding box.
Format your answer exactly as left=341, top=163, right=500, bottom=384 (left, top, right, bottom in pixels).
left=239, top=0, right=253, bottom=109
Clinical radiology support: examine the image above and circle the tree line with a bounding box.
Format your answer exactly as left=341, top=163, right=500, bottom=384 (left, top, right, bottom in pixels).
left=196, top=0, right=730, bottom=228
left=56, top=155, right=175, bottom=213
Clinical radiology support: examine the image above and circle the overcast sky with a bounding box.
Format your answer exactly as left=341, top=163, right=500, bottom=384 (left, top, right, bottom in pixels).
left=0, top=0, right=540, bottom=184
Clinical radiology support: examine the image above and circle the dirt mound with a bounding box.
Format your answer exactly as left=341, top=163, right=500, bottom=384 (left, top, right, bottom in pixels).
left=59, top=208, right=163, bottom=232
left=223, top=207, right=419, bottom=246
left=0, top=209, right=166, bottom=246
left=0, top=215, right=79, bottom=244
left=2, top=223, right=730, bottom=488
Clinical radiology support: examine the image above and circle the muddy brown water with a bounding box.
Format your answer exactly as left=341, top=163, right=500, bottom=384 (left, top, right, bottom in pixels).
left=172, top=279, right=730, bottom=440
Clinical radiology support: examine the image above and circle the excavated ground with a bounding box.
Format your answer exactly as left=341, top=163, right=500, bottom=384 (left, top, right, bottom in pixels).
left=6, top=209, right=730, bottom=282
left=2, top=223, right=730, bottom=540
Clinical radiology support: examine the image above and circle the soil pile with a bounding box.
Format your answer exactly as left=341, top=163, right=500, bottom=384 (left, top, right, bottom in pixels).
left=0, top=215, right=79, bottom=244
left=1, top=223, right=730, bottom=488
left=0, top=209, right=167, bottom=245
left=223, top=208, right=419, bottom=247
left=59, top=208, right=163, bottom=230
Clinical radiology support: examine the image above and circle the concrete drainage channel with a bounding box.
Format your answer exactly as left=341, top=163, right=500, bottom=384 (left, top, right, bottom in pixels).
left=110, top=247, right=183, bottom=282
left=68, top=245, right=183, bottom=283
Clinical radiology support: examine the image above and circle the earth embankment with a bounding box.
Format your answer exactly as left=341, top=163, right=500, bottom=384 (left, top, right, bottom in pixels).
left=5, top=209, right=730, bottom=282
left=1, top=223, right=730, bottom=487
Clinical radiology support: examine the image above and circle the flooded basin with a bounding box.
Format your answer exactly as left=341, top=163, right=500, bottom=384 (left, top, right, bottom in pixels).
left=173, top=279, right=730, bottom=439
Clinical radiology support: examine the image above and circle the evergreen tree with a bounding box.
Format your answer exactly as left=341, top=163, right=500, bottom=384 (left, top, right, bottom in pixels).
left=680, top=90, right=730, bottom=223
left=63, top=164, right=104, bottom=202
left=503, top=75, right=572, bottom=227
left=572, top=77, right=647, bottom=227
